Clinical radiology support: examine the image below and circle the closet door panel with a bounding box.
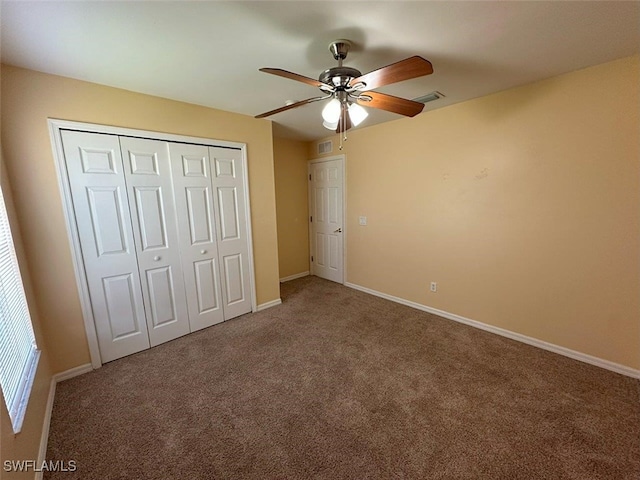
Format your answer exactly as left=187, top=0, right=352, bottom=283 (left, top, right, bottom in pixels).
left=120, top=137, right=190, bottom=346
left=194, top=259, right=220, bottom=313
left=210, top=147, right=252, bottom=319
left=169, top=143, right=224, bottom=331
left=223, top=254, right=245, bottom=304
left=146, top=266, right=179, bottom=327
left=61, top=130, right=150, bottom=362
left=133, top=186, right=168, bottom=250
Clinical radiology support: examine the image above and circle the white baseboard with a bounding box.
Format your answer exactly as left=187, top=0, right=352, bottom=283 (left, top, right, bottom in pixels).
left=52, top=363, right=94, bottom=383
left=280, top=271, right=310, bottom=283
left=36, top=363, right=93, bottom=480
left=36, top=377, right=57, bottom=480
left=256, top=298, right=282, bottom=311
left=345, top=282, right=640, bottom=379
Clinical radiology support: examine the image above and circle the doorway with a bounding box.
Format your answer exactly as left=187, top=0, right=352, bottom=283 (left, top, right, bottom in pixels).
left=308, top=155, right=345, bottom=284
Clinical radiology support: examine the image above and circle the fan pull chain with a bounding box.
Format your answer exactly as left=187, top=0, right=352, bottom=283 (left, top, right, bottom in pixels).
left=339, top=103, right=347, bottom=150
left=340, top=111, right=343, bottom=150
left=339, top=130, right=348, bottom=150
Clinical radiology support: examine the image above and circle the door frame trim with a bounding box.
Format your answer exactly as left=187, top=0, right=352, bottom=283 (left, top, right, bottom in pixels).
left=48, top=119, right=257, bottom=368
left=308, top=154, right=346, bottom=284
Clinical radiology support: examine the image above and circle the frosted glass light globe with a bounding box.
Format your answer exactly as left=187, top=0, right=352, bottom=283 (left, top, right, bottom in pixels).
left=322, top=98, right=341, bottom=123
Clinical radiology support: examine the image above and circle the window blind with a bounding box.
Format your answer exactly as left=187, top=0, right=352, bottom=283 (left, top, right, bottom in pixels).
left=0, top=187, right=39, bottom=433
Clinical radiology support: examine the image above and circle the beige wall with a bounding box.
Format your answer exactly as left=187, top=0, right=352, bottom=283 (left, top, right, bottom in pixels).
left=273, top=137, right=310, bottom=279
left=309, top=56, right=640, bottom=370
left=1, top=144, right=54, bottom=479
left=0, top=65, right=280, bottom=375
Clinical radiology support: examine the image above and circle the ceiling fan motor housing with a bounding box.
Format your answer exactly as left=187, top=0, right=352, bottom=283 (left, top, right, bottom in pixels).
left=319, top=66, right=362, bottom=88
left=322, top=39, right=362, bottom=89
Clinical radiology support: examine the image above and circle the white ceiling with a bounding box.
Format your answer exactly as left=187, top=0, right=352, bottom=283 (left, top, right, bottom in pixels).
left=1, top=1, right=639, bottom=141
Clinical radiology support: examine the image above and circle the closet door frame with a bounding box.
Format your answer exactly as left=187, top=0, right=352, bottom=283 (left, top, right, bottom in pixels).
left=48, top=119, right=257, bottom=369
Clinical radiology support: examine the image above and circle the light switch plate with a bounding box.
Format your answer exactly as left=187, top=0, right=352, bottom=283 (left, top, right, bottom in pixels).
left=359, top=216, right=367, bottom=226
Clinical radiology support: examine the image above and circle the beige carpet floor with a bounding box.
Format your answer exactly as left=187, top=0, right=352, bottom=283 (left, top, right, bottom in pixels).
left=45, top=276, right=640, bottom=479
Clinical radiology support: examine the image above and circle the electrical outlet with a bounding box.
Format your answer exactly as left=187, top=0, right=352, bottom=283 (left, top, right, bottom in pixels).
left=430, top=282, right=437, bottom=292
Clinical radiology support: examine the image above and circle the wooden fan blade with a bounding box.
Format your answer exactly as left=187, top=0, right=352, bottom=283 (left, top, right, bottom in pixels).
left=259, top=68, right=331, bottom=89
left=357, top=91, right=425, bottom=117
left=255, top=96, right=327, bottom=118
left=350, top=56, right=433, bottom=91
left=335, top=105, right=352, bottom=133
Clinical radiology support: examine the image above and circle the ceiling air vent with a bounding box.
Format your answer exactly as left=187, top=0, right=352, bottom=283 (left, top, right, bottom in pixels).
left=413, top=91, right=445, bottom=104
left=318, top=140, right=333, bottom=155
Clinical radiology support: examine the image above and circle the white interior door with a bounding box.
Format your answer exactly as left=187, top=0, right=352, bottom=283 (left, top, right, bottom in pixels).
left=168, top=142, right=224, bottom=331
left=61, top=130, right=150, bottom=362
left=309, top=157, right=344, bottom=283
left=210, top=147, right=252, bottom=319
left=119, top=137, right=190, bottom=347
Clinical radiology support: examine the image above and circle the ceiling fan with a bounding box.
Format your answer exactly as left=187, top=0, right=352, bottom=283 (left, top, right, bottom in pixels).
left=255, top=39, right=434, bottom=135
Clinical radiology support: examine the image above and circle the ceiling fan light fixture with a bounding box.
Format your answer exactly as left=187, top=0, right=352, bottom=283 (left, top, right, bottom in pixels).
left=255, top=38, right=434, bottom=139
left=348, top=103, right=368, bottom=126
left=322, top=98, right=342, bottom=123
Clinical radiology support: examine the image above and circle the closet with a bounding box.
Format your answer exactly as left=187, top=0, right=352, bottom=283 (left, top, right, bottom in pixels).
left=60, top=129, right=252, bottom=363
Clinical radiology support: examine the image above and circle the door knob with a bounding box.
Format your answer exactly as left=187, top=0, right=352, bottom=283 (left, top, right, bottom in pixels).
left=153, top=255, right=161, bottom=261
left=334, top=228, right=342, bottom=233
left=200, top=249, right=207, bottom=255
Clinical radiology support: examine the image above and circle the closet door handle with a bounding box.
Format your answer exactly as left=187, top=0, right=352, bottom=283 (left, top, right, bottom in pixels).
left=200, top=249, right=207, bottom=255
left=153, top=256, right=161, bottom=261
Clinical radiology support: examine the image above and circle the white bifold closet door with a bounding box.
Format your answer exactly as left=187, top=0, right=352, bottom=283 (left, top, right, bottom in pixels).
left=169, top=143, right=252, bottom=327
left=62, top=131, right=151, bottom=362
left=119, top=137, right=190, bottom=346
left=208, top=147, right=252, bottom=319
left=62, top=130, right=252, bottom=363
left=168, top=143, right=224, bottom=330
